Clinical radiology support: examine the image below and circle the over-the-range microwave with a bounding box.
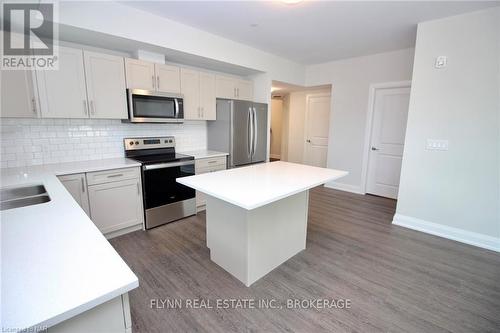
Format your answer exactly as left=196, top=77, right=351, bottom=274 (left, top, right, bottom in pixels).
left=125, top=89, right=184, bottom=123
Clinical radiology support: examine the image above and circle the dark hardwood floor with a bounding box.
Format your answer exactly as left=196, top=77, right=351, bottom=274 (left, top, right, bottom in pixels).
left=110, top=187, right=500, bottom=333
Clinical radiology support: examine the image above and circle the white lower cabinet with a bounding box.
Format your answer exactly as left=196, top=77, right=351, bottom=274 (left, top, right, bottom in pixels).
left=58, top=167, right=144, bottom=239
left=195, top=156, right=227, bottom=209
left=48, top=293, right=131, bottom=333
left=87, top=175, right=143, bottom=238
left=58, top=173, right=91, bottom=217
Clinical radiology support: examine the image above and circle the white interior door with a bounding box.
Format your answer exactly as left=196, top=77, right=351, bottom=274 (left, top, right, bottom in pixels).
left=366, top=86, right=410, bottom=199
left=303, top=94, right=331, bottom=167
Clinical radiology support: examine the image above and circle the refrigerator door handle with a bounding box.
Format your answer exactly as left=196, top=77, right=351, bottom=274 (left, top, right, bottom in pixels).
left=252, top=107, right=257, bottom=158
left=247, top=107, right=252, bottom=158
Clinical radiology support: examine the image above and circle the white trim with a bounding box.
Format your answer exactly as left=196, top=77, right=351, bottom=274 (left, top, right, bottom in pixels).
left=393, top=214, right=500, bottom=253
left=361, top=81, right=411, bottom=195
left=324, top=181, right=364, bottom=195
left=269, top=154, right=281, bottom=159
left=303, top=93, right=331, bottom=165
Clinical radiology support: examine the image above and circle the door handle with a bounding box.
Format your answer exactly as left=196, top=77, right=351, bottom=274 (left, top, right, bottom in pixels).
left=306, top=139, right=311, bottom=143
left=371, top=147, right=379, bottom=151
left=252, top=107, right=257, bottom=156
left=247, top=108, right=252, bottom=157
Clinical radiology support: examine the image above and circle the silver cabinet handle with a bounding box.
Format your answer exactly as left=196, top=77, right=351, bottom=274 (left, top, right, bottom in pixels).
left=237, top=88, right=240, bottom=98
left=83, top=100, right=88, bottom=116
left=152, top=75, right=156, bottom=90
left=306, top=139, right=311, bottom=143
left=107, top=173, right=123, bottom=178
left=31, top=97, right=37, bottom=114
left=234, top=87, right=237, bottom=98
left=371, top=147, right=379, bottom=151
left=157, top=75, right=160, bottom=90
left=90, top=101, right=95, bottom=116
left=201, top=106, right=204, bottom=118
left=81, top=177, right=85, bottom=193
left=137, top=182, right=140, bottom=195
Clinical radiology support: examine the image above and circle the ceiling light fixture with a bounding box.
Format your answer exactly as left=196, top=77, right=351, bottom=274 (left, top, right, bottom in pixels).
left=281, top=0, right=303, bottom=5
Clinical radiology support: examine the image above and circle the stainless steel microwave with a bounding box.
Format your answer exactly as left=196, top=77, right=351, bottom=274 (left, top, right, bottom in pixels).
left=126, top=89, right=184, bottom=123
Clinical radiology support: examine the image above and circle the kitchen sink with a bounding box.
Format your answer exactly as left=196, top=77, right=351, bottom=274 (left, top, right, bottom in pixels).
left=0, top=184, right=51, bottom=211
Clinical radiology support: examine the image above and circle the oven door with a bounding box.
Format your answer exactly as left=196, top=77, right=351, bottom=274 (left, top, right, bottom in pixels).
left=128, top=89, right=184, bottom=123
left=142, top=160, right=196, bottom=229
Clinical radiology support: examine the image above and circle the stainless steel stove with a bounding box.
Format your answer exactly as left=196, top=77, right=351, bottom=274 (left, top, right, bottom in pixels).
left=124, top=136, right=195, bottom=229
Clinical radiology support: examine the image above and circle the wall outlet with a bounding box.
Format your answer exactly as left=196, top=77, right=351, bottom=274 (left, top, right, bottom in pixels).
left=426, top=139, right=449, bottom=151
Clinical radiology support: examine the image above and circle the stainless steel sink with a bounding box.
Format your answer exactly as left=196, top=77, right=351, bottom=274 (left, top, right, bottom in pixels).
left=0, top=195, right=51, bottom=210
left=0, top=184, right=51, bottom=211
left=0, top=184, right=47, bottom=201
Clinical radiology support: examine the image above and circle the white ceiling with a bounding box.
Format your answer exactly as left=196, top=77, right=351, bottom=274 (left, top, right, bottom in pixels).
left=122, top=1, right=499, bottom=64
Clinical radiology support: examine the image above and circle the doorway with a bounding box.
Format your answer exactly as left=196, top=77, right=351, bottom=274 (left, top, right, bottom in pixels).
left=303, top=93, right=331, bottom=167
left=270, top=98, right=283, bottom=161
left=364, top=82, right=411, bottom=199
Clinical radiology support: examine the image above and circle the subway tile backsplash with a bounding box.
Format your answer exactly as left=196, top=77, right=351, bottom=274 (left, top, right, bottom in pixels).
left=0, top=118, right=207, bottom=168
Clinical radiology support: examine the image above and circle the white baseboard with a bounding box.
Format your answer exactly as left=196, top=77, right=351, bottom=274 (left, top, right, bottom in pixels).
left=393, top=214, right=500, bottom=252
left=324, top=181, right=364, bottom=194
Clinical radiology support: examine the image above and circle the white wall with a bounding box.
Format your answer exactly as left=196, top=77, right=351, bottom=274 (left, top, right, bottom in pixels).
left=0, top=119, right=206, bottom=168
left=394, top=8, right=500, bottom=250
left=285, top=88, right=332, bottom=164
left=306, top=49, right=415, bottom=192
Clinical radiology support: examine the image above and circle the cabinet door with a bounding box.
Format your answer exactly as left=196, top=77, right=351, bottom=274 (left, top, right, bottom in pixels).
left=155, top=64, right=180, bottom=93
left=37, top=47, right=89, bottom=118
left=236, top=79, right=254, bottom=101
left=88, top=179, right=143, bottom=235
left=180, top=68, right=200, bottom=120
left=58, top=173, right=91, bottom=217
left=84, top=51, right=128, bottom=119
left=215, top=75, right=236, bottom=99
left=199, top=72, right=216, bottom=120
left=0, top=70, right=39, bottom=118
left=125, top=58, right=155, bottom=90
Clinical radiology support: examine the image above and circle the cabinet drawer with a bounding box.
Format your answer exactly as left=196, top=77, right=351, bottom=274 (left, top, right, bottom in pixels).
left=196, top=163, right=226, bottom=175
left=86, top=167, right=140, bottom=185
left=195, top=156, right=227, bottom=171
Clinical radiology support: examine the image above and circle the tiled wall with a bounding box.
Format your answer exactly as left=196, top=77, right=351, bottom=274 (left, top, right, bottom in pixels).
left=0, top=118, right=207, bottom=168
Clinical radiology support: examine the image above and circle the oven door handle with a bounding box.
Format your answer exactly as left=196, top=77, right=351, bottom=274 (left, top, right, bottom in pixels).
left=143, top=160, right=194, bottom=171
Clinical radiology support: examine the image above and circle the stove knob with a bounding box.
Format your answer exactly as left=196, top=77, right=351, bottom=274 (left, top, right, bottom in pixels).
left=129, top=141, right=134, bottom=145
left=135, top=141, right=139, bottom=145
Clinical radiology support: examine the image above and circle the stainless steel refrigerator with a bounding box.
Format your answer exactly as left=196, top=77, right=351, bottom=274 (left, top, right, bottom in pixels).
left=207, top=99, right=268, bottom=168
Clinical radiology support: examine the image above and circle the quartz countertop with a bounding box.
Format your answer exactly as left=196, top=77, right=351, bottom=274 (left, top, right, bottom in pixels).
left=177, top=161, right=348, bottom=210
left=0, top=158, right=140, bottom=332
left=180, top=149, right=229, bottom=159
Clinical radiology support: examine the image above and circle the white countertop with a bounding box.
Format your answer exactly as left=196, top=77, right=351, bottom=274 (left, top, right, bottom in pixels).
left=177, top=161, right=348, bottom=210
left=0, top=158, right=140, bottom=332
left=180, top=149, right=229, bottom=159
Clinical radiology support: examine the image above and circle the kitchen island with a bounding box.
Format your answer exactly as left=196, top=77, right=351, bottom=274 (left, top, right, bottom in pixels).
left=177, top=161, right=347, bottom=286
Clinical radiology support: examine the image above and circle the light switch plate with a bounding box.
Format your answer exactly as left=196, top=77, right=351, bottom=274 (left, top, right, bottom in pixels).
left=426, top=139, right=449, bottom=151
left=435, top=56, right=447, bottom=69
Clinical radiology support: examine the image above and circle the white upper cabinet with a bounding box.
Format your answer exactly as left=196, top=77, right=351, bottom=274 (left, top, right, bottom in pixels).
left=236, top=79, right=254, bottom=101
left=180, top=68, right=200, bottom=120
left=84, top=51, right=128, bottom=119
left=124, top=58, right=155, bottom=90
left=199, top=72, right=216, bottom=120
left=0, top=70, right=39, bottom=118
left=125, top=58, right=181, bottom=93
left=215, top=75, right=236, bottom=99
left=156, top=64, right=181, bottom=93
left=36, top=46, right=89, bottom=118
left=181, top=68, right=216, bottom=120
left=215, top=75, right=253, bottom=101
